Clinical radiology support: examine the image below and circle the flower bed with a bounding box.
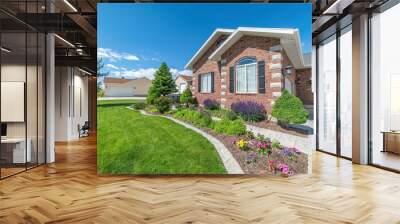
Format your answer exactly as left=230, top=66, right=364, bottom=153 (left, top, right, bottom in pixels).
left=201, top=130, right=308, bottom=176
left=170, top=109, right=308, bottom=176
left=138, top=106, right=308, bottom=176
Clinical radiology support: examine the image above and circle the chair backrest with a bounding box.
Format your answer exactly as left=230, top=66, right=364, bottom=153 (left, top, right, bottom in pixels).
left=82, top=121, right=90, bottom=129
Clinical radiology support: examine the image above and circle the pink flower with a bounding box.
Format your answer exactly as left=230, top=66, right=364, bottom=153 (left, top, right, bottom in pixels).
left=281, top=165, right=289, bottom=174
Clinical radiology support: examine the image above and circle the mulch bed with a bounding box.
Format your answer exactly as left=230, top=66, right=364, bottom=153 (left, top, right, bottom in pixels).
left=246, top=120, right=309, bottom=138
left=201, top=128, right=308, bottom=175
left=138, top=109, right=308, bottom=176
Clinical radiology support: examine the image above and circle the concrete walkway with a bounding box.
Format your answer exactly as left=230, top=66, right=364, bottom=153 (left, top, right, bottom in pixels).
left=126, top=107, right=244, bottom=174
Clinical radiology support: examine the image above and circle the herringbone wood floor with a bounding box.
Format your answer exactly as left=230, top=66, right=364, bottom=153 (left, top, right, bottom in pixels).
left=1, top=135, right=400, bottom=224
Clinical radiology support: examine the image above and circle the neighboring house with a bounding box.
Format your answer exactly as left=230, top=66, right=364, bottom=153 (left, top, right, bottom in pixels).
left=175, top=74, right=193, bottom=93
left=185, top=27, right=312, bottom=114
left=104, top=77, right=152, bottom=97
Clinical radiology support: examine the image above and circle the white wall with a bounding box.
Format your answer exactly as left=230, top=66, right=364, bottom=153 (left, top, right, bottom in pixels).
left=55, top=67, right=89, bottom=141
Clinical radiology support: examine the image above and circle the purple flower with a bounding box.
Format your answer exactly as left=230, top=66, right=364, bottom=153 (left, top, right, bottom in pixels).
left=203, top=99, right=220, bottom=110
left=231, top=101, right=266, bottom=122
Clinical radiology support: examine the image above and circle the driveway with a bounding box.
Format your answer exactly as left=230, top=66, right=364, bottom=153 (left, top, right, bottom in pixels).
left=97, top=96, right=146, bottom=101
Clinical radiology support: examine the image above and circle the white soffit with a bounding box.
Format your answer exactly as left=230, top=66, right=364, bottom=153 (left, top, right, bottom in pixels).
left=208, top=27, right=305, bottom=69
left=185, top=28, right=234, bottom=70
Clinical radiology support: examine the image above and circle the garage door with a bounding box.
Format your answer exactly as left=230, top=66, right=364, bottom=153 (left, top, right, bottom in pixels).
left=105, top=86, right=134, bottom=97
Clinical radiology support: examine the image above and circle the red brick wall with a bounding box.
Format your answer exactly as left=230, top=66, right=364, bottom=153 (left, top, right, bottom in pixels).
left=295, top=68, right=313, bottom=105
left=192, top=35, right=295, bottom=114
left=281, top=50, right=297, bottom=95
left=220, top=36, right=294, bottom=114
left=191, top=35, right=228, bottom=105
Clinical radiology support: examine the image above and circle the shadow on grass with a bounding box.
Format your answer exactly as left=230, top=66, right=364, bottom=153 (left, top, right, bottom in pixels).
left=97, top=99, right=144, bottom=107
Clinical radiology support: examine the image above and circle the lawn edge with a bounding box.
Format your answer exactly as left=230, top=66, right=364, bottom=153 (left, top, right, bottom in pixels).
left=131, top=108, right=244, bottom=174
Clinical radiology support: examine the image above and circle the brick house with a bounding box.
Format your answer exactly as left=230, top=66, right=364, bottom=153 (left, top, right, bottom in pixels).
left=185, top=27, right=312, bottom=114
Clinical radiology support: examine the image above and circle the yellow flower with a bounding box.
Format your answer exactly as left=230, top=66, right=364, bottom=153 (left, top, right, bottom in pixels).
left=236, top=139, right=247, bottom=148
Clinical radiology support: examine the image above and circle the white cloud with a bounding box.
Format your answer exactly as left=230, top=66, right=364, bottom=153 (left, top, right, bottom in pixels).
left=169, top=68, right=192, bottom=78
left=108, top=67, right=192, bottom=80
left=98, top=48, right=139, bottom=62
left=124, top=55, right=140, bottom=61
left=179, top=69, right=193, bottom=76
left=105, top=64, right=119, bottom=70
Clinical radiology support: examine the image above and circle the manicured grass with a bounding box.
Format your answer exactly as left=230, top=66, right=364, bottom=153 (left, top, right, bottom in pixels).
left=97, top=99, right=142, bottom=106
left=97, top=101, right=227, bottom=174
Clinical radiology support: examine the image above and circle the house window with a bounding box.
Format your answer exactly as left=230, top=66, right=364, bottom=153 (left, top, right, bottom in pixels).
left=179, top=83, right=187, bottom=94
left=236, top=57, right=257, bottom=93
left=201, top=73, right=212, bottom=93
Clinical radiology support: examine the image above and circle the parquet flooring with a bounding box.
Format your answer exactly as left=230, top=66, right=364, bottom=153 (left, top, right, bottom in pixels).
left=1, top=135, right=400, bottom=223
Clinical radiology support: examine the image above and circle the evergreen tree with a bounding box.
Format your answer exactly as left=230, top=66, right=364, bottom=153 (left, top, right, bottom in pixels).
left=147, top=62, right=176, bottom=104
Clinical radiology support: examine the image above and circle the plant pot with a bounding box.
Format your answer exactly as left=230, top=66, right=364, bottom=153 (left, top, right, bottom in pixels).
left=277, top=121, right=290, bottom=129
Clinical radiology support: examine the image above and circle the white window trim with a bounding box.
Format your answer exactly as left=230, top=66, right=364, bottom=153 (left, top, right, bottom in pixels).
left=236, top=62, right=257, bottom=94
left=201, top=73, right=212, bottom=93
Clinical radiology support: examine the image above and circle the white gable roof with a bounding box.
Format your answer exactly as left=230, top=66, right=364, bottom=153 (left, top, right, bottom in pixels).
left=185, top=28, right=234, bottom=70
left=185, top=27, right=307, bottom=70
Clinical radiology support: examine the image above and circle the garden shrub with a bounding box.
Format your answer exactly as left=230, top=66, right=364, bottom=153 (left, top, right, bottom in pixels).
left=271, top=90, right=309, bottom=124
left=173, top=109, right=213, bottom=128
left=213, top=119, right=246, bottom=136
left=197, top=110, right=213, bottom=127
left=174, top=103, right=183, bottom=111
left=271, top=139, right=283, bottom=149
left=149, top=107, right=158, bottom=113
left=132, top=102, right=146, bottom=110
left=211, top=109, right=238, bottom=121
left=180, top=88, right=193, bottom=107
left=97, top=89, right=105, bottom=97
left=189, top=97, right=198, bottom=107
left=154, top=96, right=173, bottom=113
left=244, top=130, right=255, bottom=140
left=226, top=120, right=246, bottom=136
left=203, top=99, right=220, bottom=110
left=231, top=101, right=266, bottom=122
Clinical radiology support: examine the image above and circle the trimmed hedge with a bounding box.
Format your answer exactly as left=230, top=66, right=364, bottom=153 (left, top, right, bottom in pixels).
left=271, top=90, right=308, bottom=124
left=132, top=102, right=146, bottom=110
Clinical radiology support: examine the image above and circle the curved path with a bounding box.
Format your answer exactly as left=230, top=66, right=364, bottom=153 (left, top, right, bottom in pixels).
left=130, top=108, right=244, bottom=174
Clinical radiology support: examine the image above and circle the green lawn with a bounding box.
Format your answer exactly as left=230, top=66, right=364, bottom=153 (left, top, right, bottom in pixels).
left=97, top=99, right=143, bottom=106
left=97, top=100, right=227, bottom=174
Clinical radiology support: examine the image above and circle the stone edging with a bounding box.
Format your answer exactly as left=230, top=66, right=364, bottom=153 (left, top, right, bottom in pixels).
left=210, top=115, right=312, bottom=174
left=125, top=107, right=244, bottom=174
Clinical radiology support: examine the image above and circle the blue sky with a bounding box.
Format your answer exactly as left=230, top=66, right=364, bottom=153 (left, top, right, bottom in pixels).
left=98, top=3, right=311, bottom=79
